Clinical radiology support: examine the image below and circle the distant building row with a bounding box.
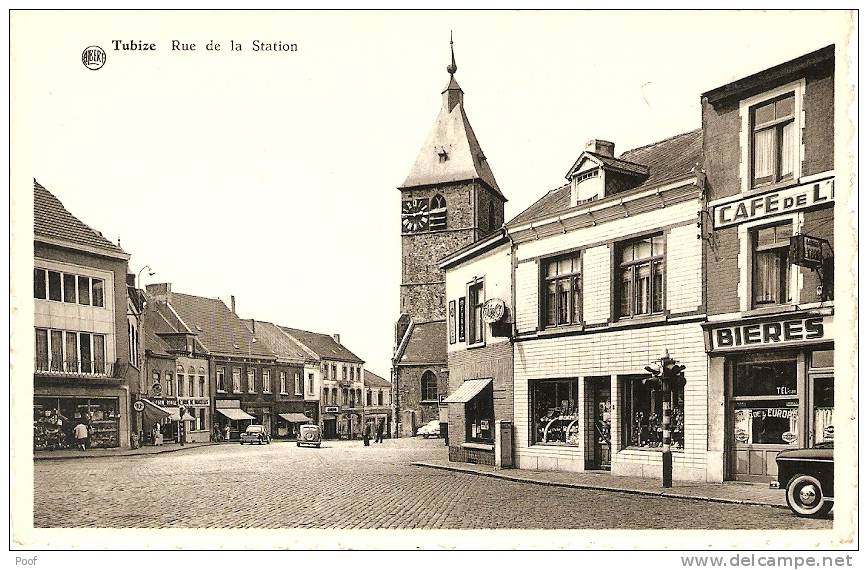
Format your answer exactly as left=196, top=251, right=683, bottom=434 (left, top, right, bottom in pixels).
left=33, top=183, right=390, bottom=450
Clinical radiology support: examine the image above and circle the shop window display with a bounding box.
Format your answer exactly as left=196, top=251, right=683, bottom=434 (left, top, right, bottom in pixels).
left=531, top=379, right=580, bottom=446
left=33, top=397, right=119, bottom=450
left=730, top=361, right=799, bottom=446
left=622, top=376, right=685, bottom=449
left=466, top=383, right=494, bottom=444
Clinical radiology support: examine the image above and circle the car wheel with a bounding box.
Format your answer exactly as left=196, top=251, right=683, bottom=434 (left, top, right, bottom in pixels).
left=786, top=474, right=833, bottom=517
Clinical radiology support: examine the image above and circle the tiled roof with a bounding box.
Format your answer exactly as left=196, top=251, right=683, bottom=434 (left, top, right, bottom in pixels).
left=245, top=321, right=309, bottom=364
left=364, top=369, right=391, bottom=388
left=397, top=321, right=446, bottom=365
left=507, top=129, right=702, bottom=228
left=585, top=152, right=650, bottom=177
left=168, top=292, right=275, bottom=359
left=33, top=180, right=126, bottom=255
left=279, top=327, right=364, bottom=364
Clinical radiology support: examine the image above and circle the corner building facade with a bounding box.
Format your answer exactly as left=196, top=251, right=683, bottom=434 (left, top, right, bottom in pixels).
left=700, top=45, right=837, bottom=483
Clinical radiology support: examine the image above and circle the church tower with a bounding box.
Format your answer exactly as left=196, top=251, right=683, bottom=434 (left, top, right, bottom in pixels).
left=392, top=38, right=506, bottom=437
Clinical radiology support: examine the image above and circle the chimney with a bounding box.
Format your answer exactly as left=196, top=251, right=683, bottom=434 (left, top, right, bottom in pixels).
left=586, top=139, right=615, bottom=158
left=333, top=333, right=341, bottom=345
left=146, top=283, right=172, bottom=302
left=230, top=295, right=236, bottom=314
left=249, top=318, right=256, bottom=333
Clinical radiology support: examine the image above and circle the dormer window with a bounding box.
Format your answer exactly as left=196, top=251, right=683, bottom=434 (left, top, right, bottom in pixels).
left=437, top=148, right=449, bottom=163
left=574, top=168, right=599, bottom=184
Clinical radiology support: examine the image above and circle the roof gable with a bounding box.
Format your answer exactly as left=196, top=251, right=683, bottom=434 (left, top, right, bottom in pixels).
left=34, top=180, right=127, bottom=258
left=279, top=327, right=364, bottom=364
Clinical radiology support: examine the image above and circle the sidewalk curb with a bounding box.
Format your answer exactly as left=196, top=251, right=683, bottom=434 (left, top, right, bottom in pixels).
left=412, top=461, right=786, bottom=510
left=34, top=442, right=221, bottom=462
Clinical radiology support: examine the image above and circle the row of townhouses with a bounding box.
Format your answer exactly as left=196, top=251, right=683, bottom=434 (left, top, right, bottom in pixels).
left=33, top=186, right=391, bottom=450
left=394, top=45, right=836, bottom=484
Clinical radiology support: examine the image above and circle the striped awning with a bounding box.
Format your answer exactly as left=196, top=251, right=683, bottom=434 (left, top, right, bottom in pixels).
left=279, top=413, right=312, bottom=423
left=443, top=378, right=491, bottom=403
left=217, top=408, right=256, bottom=421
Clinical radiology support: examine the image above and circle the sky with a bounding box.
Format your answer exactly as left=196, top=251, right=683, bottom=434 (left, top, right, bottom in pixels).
left=11, top=10, right=853, bottom=378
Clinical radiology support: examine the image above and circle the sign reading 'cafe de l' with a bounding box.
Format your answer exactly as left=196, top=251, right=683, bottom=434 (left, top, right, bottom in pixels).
left=712, top=179, right=834, bottom=229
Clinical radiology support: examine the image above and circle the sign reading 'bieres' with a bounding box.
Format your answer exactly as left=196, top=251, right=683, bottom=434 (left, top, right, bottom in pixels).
left=711, top=316, right=830, bottom=351
left=712, top=179, right=834, bottom=229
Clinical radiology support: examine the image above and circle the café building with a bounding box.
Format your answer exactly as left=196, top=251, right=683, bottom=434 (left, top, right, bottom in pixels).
left=700, top=45, right=836, bottom=482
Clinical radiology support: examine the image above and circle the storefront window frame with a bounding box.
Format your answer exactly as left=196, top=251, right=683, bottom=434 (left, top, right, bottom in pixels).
left=465, top=382, right=495, bottom=444
left=529, top=377, right=581, bottom=447
left=620, top=374, right=685, bottom=451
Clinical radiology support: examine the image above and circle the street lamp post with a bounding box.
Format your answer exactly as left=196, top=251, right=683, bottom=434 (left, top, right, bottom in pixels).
left=134, top=265, right=155, bottom=447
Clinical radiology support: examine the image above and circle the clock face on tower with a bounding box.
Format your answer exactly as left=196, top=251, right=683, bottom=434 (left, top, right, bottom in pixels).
left=402, top=199, right=430, bottom=232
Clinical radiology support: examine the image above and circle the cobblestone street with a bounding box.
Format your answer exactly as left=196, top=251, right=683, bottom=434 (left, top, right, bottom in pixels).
left=34, top=439, right=832, bottom=530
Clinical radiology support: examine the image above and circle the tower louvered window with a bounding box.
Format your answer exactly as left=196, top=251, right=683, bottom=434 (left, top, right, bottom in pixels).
left=429, top=194, right=447, bottom=230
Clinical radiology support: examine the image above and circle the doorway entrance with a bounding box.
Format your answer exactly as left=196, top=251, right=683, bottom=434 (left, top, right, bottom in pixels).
left=809, top=375, right=834, bottom=445
left=588, top=378, right=611, bottom=470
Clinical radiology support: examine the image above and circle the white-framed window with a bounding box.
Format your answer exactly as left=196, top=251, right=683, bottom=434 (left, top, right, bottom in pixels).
left=280, top=371, right=288, bottom=394
left=751, top=221, right=793, bottom=307
left=187, top=367, right=195, bottom=396
left=216, top=367, right=226, bottom=392
left=232, top=368, right=241, bottom=393
left=263, top=369, right=272, bottom=393
left=467, top=278, right=484, bottom=345
left=248, top=368, right=256, bottom=393
left=177, top=365, right=185, bottom=397
left=166, top=372, right=174, bottom=396
left=198, top=369, right=206, bottom=397
left=617, top=234, right=665, bottom=319
left=33, top=268, right=105, bottom=307
left=34, top=328, right=106, bottom=374
left=294, top=373, right=302, bottom=395
left=307, top=373, right=314, bottom=395
left=739, top=80, right=804, bottom=192
left=542, top=251, right=582, bottom=328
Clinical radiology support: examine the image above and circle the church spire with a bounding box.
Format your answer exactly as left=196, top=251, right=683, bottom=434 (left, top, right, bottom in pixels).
left=442, top=31, right=463, bottom=111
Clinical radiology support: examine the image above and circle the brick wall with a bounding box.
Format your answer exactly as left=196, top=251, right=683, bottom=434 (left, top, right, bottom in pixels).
left=706, top=226, right=741, bottom=315
left=395, top=364, right=446, bottom=437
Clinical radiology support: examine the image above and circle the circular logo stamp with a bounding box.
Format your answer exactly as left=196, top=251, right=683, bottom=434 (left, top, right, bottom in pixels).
left=133, top=401, right=145, bottom=412
left=81, top=46, right=106, bottom=70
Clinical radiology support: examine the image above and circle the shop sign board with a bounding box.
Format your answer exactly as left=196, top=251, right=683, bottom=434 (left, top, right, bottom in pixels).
left=324, top=406, right=339, bottom=413
left=152, top=398, right=178, bottom=407
left=712, top=179, right=834, bottom=229
left=177, top=397, right=209, bottom=407
left=215, top=399, right=241, bottom=409
left=709, top=315, right=831, bottom=352
left=781, top=431, right=798, bottom=444
left=790, top=234, right=826, bottom=269
left=482, top=298, right=506, bottom=323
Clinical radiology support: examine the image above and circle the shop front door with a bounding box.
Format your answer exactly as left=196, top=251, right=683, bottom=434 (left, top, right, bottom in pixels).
left=809, top=375, right=834, bottom=446
left=590, top=381, right=611, bottom=470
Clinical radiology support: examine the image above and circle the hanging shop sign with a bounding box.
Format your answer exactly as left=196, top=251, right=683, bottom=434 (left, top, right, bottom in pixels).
left=708, top=315, right=831, bottom=352
left=324, top=406, right=340, bottom=413
left=712, top=179, right=834, bottom=229
left=790, top=234, right=827, bottom=269
left=133, top=401, right=145, bottom=412
left=151, top=383, right=162, bottom=396
left=482, top=298, right=507, bottom=323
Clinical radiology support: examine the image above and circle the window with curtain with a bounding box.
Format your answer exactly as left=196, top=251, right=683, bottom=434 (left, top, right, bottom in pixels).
left=751, top=93, right=795, bottom=187
left=752, top=222, right=792, bottom=307
left=263, top=369, right=271, bottom=393
left=248, top=369, right=256, bottom=393
left=468, top=279, right=484, bottom=344
left=217, top=367, right=226, bottom=392
left=280, top=371, right=287, bottom=394
left=187, top=367, right=195, bottom=396
left=232, top=368, right=241, bottom=393
left=166, top=372, right=174, bottom=396
left=617, top=234, right=665, bottom=318
left=543, top=252, right=582, bottom=327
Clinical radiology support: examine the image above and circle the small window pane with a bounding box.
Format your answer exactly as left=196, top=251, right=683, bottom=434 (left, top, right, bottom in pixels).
left=50, top=331, right=63, bottom=371
left=557, top=257, right=572, bottom=275
left=651, top=235, right=665, bottom=256
left=35, top=329, right=49, bottom=369
left=756, top=226, right=777, bottom=248
left=62, top=274, right=76, bottom=303
left=79, top=333, right=92, bottom=373
left=47, top=271, right=61, bottom=301
left=65, top=332, right=78, bottom=372
left=775, top=222, right=792, bottom=242
left=546, top=261, right=557, bottom=277
left=634, top=238, right=652, bottom=260
left=78, top=276, right=90, bottom=305
left=93, top=335, right=105, bottom=374
left=34, top=269, right=46, bottom=299
left=753, top=101, right=775, bottom=125
left=775, top=95, right=794, bottom=118
left=571, top=276, right=582, bottom=324
left=621, top=244, right=634, bottom=263
left=636, top=263, right=651, bottom=314
left=753, top=128, right=775, bottom=182
left=91, top=279, right=104, bottom=307
left=652, top=261, right=664, bottom=313
left=619, top=268, right=632, bottom=317
left=780, top=122, right=794, bottom=178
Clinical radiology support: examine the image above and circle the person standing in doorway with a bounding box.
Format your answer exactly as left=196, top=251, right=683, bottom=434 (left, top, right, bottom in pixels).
left=73, top=421, right=89, bottom=451
left=375, top=421, right=384, bottom=444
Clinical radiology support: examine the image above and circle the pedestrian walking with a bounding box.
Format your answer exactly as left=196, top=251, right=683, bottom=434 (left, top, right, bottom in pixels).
left=375, top=421, right=384, bottom=444
left=73, top=421, right=89, bottom=451
left=224, top=424, right=231, bottom=443
left=363, top=423, right=371, bottom=446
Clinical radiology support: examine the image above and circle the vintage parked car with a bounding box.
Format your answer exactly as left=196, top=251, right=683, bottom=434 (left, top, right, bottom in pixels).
left=240, top=424, right=271, bottom=445
left=416, top=420, right=441, bottom=438
left=773, top=441, right=833, bottom=518
left=297, top=423, right=322, bottom=448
